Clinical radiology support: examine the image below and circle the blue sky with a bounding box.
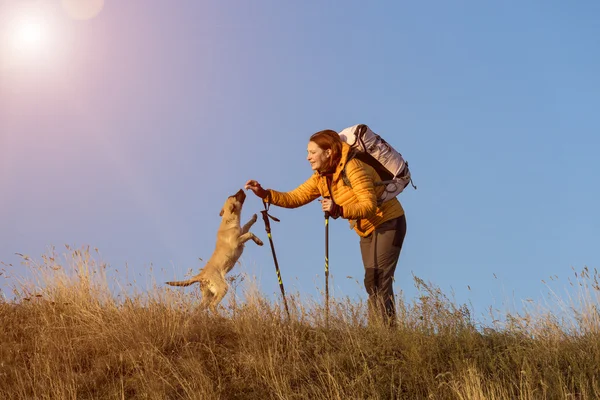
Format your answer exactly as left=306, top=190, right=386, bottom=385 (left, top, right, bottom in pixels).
left=1, top=0, right=598, bottom=321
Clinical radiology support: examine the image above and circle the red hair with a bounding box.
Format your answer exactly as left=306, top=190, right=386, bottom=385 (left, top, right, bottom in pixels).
left=309, top=130, right=342, bottom=173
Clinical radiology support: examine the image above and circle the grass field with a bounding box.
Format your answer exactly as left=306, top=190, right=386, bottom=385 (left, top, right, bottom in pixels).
left=1, top=246, right=599, bottom=399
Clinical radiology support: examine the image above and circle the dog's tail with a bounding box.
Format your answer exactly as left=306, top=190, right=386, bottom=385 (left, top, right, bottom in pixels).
left=165, top=277, right=201, bottom=287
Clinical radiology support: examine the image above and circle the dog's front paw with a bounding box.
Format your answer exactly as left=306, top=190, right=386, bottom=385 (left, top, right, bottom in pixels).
left=255, top=237, right=264, bottom=246
left=251, top=214, right=257, bottom=222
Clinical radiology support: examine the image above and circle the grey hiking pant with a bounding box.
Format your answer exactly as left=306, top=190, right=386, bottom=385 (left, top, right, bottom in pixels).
left=360, top=215, right=406, bottom=325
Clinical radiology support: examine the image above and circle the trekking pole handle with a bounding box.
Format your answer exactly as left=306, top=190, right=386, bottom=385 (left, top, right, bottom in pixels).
left=323, top=196, right=331, bottom=219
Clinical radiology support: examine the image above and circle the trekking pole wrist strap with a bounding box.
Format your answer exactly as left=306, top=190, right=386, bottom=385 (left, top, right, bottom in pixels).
left=261, top=201, right=280, bottom=233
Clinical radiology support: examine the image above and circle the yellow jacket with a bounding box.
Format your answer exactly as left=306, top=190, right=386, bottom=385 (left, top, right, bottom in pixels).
left=265, top=143, right=404, bottom=237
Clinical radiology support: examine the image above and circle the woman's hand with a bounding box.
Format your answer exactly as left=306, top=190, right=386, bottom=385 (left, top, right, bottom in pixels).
left=245, top=179, right=268, bottom=199
left=320, top=197, right=343, bottom=219
left=320, top=197, right=334, bottom=213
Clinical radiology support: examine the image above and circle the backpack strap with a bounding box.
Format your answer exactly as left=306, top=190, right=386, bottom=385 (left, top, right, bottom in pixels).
left=340, top=150, right=356, bottom=188
left=406, top=162, right=417, bottom=190
left=342, top=151, right=387, bottom=207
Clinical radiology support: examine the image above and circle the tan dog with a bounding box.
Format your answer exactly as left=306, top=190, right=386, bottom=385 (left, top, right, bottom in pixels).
left=166, top=189, right=263, bottom=312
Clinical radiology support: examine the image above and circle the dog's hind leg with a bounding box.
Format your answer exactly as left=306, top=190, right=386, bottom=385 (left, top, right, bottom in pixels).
left=199, top=289, right=213, bottom=310
left=208, top=277, right=229, bottom=313
left=237, top=232, right=263, bottom=246
left=241, top=214, right=258, bottom=234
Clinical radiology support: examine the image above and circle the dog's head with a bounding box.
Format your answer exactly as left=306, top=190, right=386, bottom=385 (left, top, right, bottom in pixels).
left=219, top=188, right=246, bottom=218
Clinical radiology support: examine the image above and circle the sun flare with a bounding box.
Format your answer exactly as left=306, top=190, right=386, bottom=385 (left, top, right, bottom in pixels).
left=12, top=17, right=46, bottom=53
left=0, top=4, right=61, bottom=70
left=61, top=0, right=104, bottom=21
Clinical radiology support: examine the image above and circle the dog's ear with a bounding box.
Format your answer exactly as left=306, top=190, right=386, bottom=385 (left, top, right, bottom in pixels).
left=219, top=208, right=224, bottom=217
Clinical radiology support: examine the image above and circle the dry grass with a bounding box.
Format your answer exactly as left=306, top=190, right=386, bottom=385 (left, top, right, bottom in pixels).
left=1, top=246, right=599, bottom=399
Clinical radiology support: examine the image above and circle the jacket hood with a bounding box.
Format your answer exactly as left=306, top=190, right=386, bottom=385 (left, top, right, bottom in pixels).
left=332, top=142, right=353, bottom=182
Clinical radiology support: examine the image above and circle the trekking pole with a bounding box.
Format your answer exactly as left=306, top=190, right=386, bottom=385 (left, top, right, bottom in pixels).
left=324, top=197, right=330, bottom=327
left=260, top=202, right=291, bottom=320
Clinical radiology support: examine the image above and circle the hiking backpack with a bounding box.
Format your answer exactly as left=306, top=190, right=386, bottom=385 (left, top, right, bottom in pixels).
left=338, top=124, right=416, bottom=204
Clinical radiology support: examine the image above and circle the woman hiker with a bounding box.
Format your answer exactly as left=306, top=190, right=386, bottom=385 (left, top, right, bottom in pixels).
left=245, top=129, right=406, bottom=326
